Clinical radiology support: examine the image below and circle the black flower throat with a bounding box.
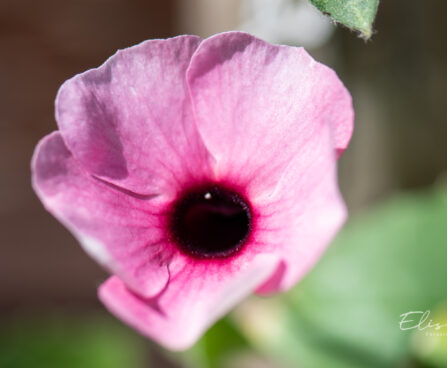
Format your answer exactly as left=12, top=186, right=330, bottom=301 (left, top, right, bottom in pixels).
left=169, top=185, right=252, bottom=259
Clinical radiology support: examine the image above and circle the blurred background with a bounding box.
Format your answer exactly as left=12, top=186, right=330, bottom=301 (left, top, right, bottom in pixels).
left=1, top=0, right=446, bottom=367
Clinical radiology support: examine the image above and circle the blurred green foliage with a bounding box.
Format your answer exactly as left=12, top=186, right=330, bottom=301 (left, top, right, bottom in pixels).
left=280, top=184, right=447, bottom=367
left=180, top=318, right=250, bottom=368
left=309, top=0, right=379, bottom=38
left=186, top=184, right=447, bottom=368
left=0, top=314, right=147, bottom=368
left=411, top=303, right=447, bottom=368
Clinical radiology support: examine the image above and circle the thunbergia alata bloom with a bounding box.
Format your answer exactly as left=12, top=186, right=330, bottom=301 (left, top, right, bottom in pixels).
left=32, top=32, right=353, bottom=350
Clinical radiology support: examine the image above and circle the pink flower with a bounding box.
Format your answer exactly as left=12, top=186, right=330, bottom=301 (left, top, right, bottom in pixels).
left=32, top=32, right=353, bottom=350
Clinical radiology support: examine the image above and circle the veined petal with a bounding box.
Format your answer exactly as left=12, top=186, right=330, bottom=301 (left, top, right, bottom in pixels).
left=254, top=122, right=347, bottom=294
left=187, top=31, right=353, bottom=199
left=56, top=35, right=213, bottom=196
left=32, top=132, right=175, bottom=297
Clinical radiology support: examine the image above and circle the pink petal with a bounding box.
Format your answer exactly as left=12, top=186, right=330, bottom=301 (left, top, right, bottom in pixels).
left=98, top=253, right=279, bottom=350
left=32, top=132, right=176, bottom=298
left=255, top=123, right=347, bottom=294
left=186, top=32, right=352, bottom=292
left=187, top=31, right=353, bottom=198
left=56, top=35, right=212, bottom=196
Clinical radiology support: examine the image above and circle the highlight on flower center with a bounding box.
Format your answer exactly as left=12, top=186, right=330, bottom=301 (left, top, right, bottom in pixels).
left=31, top=31, right=354, bottom=350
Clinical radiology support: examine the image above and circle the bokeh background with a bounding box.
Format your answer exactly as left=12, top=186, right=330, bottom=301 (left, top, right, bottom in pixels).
left=1, top=1, right=446, bottom=367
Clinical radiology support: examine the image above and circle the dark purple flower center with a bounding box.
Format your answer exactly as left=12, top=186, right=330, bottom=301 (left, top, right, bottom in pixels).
left=169, top=185, right=252, bottom=259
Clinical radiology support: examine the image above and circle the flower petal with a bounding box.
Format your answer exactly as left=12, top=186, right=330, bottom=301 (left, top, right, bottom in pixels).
left=32, top=132, right=176, bottom=297
left=187, top=31, right=353, bottom=198
left=186, top=32, right=351, bottom=292
left=56, top=35, right=212, bottom=195
left=98, top=253, right=279, bottom=350
left=254, top=122, right=347, bottom=294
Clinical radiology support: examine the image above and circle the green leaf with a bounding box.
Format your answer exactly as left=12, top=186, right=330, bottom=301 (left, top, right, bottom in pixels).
left=309, top=0, right=379, bottom=39
left=236, top=184, right=447, bottom=367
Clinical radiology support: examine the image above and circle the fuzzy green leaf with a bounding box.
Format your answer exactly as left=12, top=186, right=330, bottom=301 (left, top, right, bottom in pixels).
left=310, top=0, right=379, bottom=38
